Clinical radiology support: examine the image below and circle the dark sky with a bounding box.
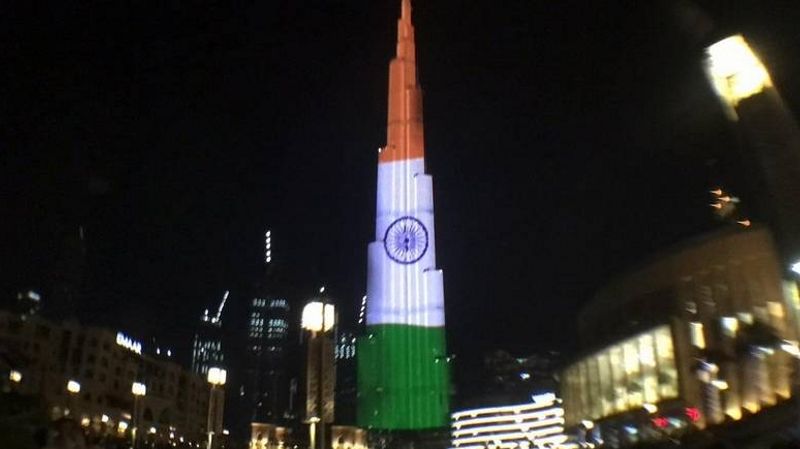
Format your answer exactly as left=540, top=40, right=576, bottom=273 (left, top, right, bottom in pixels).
left=3, top=1, right=800, bottom=369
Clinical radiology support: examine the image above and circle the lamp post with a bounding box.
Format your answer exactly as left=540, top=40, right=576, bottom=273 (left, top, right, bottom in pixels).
left=132, top=382, right=146, bottom=449
left=66, top=380, right=81, bottom=417
left=207, top=367, right=227, bottom=449
left=302, top=297, right=335, bottom=449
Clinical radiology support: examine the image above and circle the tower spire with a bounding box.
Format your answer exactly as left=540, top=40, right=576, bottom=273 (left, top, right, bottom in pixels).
left=382, top=0, right=424, bottom=163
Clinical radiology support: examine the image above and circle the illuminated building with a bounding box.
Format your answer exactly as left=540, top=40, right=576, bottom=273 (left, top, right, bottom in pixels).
left=331, top=425, right=368, bottom=449
left=191, top=291, right=228, bottom=376
left=335, top=330, right=358, bottom=425
left=358, top=0, right=450, bottom=432
left=0, top=309, right=211, bottom=445
left=250, top=422, right=289, bottom=449
left=704, top=35, right=800, bottom=271
left=449, top=393, right=572, bottom=449
left=560, top=226, right=800, bottom=447
left=246, top=297, right=293, bottom=423
left=245, top=230, right=298, bottom=426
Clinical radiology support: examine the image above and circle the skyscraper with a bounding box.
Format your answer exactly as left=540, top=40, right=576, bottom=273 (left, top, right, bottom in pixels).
left=357, top=0, right=450, bottom=432
left=191, top=291, right=227, bottom=376
left=245, top=230, right=297, bottom=426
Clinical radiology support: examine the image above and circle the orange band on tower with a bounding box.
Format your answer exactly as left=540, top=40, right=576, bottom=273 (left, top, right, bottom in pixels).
left=381, top=0, right=425, bottom=163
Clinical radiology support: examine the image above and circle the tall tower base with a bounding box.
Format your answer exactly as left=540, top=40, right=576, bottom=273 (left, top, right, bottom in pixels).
left=367, top=428, right=451, bottom=449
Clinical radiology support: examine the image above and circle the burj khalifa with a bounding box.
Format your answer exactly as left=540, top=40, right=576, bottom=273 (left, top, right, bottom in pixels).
left=357, top=0, right=450, bottom=431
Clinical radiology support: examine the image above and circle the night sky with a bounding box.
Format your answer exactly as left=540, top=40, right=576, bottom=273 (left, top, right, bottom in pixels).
left=3, top=1, right=800, bottom=373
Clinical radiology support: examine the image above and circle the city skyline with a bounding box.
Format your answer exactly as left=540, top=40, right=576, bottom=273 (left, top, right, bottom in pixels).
left=4, top=0, right=800, bottom=371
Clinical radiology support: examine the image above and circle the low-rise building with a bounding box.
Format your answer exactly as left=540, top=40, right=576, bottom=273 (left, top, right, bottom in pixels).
left=450, top=392, right=572, bottom=449
left=0, top=309, right=212, bottom=445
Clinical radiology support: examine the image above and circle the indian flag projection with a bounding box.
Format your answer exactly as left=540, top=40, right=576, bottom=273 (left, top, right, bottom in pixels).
left=357, top=0, right=450, bottom=430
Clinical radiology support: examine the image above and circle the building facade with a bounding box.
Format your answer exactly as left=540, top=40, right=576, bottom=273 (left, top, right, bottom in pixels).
left=0, top=310, right=211, bottom=445
left=450, top=393, right=572, bottom=449
left=335, top=331, right=358, bottom=425
left=357, top=0, right=450, bottom=431
left=245, top=296, right=294, bottom=424
left=561, top=227, right=800, bottom=447
left=191, top=292, right=228, bottom=376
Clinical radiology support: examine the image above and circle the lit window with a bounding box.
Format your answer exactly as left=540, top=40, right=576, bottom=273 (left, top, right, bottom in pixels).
left=689, top=322, right=706, bottom=349
left=721, top=317, right=738, bottom=337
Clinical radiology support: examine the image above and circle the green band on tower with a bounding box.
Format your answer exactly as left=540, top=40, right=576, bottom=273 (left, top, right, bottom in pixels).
left=358, top=324, right=450, bottom=429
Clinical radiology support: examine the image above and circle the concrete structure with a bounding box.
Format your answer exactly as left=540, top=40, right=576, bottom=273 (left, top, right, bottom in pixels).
left=303, top=300, right=337, bottom=449
left=704, top=35, right=800, bottom=272
left=357, top=0, right=450, bottom=431
left=450, top=393, right=572, bottom=449
left=560, top=227, right=800, bottom=447
left=0, top=309, right=212, bottom=445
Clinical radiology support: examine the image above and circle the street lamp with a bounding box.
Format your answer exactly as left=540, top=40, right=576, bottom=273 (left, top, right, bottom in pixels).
left=207, top=367, right=227, bottom=449
left=302, top=300, right=335, bottom=449
left=66, top=380, right=80, bottom=417
left=132, top=382, right=147, bottom=449
left=9, top=370, right=22, bottom=384
left=67, top=380, right=81, bottom=394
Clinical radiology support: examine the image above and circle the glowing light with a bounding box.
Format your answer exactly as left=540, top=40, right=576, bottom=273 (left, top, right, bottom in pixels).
left=737, top=219, right=751, bottom=227
left=118, top=421, right=129, bottom=432
left=116, top=332, right=142, bottom=354
left=685, top=407, right=701, bottom=422
left=207, top=367, right=227, bottom=386
left=689, top=322, right=706, bottom=349
left=721, top=317, right=738, bottom=337
left=781, top=340, right=800, bottom=358
left=67, top=380, right=81, bottom=394
left=301, top=302, right=335, bottom=332
left=149, top=427, right=157, bottom=434
left=705, top=35, right=772, bottom=109
left=581, top=420, right=594, bottom=430
left=451, top=396, right=568, bottom=449
left=519, top=372, right=531, bottom=380
left=132, top=382, right=147, bottom=396
left=9, top=370, right=22, bottom=383
left=643, top=403, right=658, bottom=414
left=651, top=417, right=668, bottom=429
left=452, top=408, right=562, bottom=427
left=711, top=379, right=729, bottom=390
left=81, top=417, right=91, bottom=427
left=101, top=414, right=109, bottom=423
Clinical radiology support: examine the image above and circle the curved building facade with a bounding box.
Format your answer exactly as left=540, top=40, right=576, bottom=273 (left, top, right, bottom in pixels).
left=561, top=227, right=800, bottom=447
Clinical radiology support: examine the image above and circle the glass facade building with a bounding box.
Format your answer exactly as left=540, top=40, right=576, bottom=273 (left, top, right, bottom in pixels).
left=561, top=227, right=800, bottom=447
left=562, top=326, right=678, bottom=425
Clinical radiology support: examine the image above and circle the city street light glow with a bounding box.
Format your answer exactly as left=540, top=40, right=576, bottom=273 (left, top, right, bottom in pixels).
left=9, top=370, right=22, bottom=383
left=705, top=35, right=772, bottom=110
left=132, top=382, right=147, bottom=396
left=207, top=367, right=227, bottom=386
left=302, top=302, right=335, bottom=332
left=791, top=261, right=800, bottom=275
left=67, top=380, right=81, bottom=394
